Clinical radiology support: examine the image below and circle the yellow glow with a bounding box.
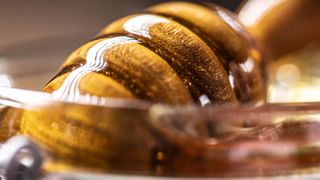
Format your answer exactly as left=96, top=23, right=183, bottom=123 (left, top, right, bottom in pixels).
left=268, top=84, right=320, bottom=103
left=267, top=45, right=320, bottom=103
left=275, top=64, right=301, bottom=87
left=156, top=152, right=165, bottom=162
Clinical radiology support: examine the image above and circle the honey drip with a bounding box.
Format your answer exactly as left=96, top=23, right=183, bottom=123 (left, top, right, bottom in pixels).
left=52, top=36, right=139, bottom=101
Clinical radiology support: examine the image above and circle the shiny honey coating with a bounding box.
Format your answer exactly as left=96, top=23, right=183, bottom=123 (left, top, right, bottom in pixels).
left=43, top=1, right=265, bottom=105
left=19, top=1, right=266, bottom=175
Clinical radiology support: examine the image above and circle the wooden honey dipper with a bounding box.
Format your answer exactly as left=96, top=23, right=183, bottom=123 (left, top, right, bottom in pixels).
left=42, top=1, right=265, bottom=105
left=20, top=2, right=266, bottom=174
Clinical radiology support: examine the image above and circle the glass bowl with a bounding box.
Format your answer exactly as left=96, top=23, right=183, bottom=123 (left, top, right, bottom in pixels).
left=2, top=53, right=320, bottom=180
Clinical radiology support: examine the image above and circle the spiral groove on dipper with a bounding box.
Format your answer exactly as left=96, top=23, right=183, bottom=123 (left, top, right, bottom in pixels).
left=20, top=2, right=266, bottom=173
left=44, top=2, right=264, bottom=105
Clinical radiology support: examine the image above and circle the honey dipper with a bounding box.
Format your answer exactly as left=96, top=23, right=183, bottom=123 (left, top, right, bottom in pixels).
left=20, top=1, right=266, bottom=174
left=43, top=1, right=265, bottom=105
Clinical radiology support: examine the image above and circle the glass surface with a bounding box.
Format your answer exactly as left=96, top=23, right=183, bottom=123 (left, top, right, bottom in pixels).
left=0, top=1, right=320, bottom=179
left=2, top=52, right=320, bottom=179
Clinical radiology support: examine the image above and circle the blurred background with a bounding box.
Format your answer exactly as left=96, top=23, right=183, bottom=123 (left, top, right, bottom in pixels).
left=0, top=0, right=242, bottom=54
left=0, top=0, right=242, bottom=90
